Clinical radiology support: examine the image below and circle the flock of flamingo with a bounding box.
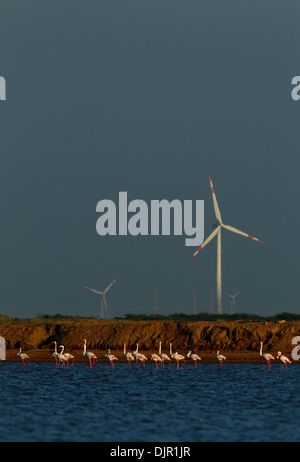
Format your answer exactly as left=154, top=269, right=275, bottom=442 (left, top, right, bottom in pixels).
left=16, top=340, right=292, bottom=371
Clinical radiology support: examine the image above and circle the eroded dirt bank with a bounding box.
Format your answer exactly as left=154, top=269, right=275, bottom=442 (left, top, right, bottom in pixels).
left=1, top=320, right=299, bottom=363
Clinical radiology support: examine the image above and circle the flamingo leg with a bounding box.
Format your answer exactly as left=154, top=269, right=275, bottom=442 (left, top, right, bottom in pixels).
left=181, top=360, right=186, bottom=369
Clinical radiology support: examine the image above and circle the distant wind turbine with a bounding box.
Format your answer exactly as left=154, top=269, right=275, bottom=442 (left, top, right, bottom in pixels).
left=85, top=278, right=117, bottom=319
left=190, top=176, right=262, bottom=315
left=226, top=292, right=240, bottom=315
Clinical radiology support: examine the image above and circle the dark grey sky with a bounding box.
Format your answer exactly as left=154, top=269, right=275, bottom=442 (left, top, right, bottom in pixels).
left=0, top=1, right=299, bottom=318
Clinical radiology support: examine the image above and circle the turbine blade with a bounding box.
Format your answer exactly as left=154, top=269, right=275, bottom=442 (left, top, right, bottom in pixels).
left=190, top=226, right=221, bottom=259
left=209, top=176, right=222, bottom=224
left=85, top=287, right=104, bottom=295
left=104, top=278, right=117, bottom=294
left=222, top=224, right=263, bottom=243
left=103, top=294, right=109, bottom=317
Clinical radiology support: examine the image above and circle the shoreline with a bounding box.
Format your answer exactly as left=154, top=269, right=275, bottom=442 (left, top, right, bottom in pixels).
left=1, top=320, right=298, bottom=365
left=4, top=349, right=294, bottom=364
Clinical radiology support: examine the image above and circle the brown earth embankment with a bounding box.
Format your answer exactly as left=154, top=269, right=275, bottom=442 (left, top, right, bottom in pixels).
left=0, top=319, right=299, bottom=363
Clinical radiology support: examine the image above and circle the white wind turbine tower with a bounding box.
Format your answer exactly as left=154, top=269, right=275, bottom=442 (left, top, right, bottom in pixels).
left=190, top=176, right=262, bottom=315
left=226, top=292, right=240, bottom=315
left=85, top=278, right=117, bottom=319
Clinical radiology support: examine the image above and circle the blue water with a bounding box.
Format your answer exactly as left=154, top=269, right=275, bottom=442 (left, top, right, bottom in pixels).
left=0, top=362, right=299, bottom=442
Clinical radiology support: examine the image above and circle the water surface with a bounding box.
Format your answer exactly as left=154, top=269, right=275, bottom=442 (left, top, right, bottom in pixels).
left=0, top=362, right=298, bottom=442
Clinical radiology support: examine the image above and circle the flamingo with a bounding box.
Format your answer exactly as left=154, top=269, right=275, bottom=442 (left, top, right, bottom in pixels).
left=51, top=341, right=66, bottom=368
left=51, top=341, right=59, bottom=367
left=277, top=351, right=292, bottom=370
left=133, top=343, right=147, bottom=368
left=105, top=349, right=118, bottom=369
left=215, top=350, right=226, bottom=368
left=170, top=343, right=186, bottom=369
left=150, top=353, right=162, bottom=369
left=187, top=351, right=201, bottom=368
left=123, top=343, right=135, bottom=368
left=59, top=345, right=74, bottom=368
left=158, top=341, right=172, bottom=369
left=82, top=339, right=97, bottom=368
left=17, top=348, right=30, bottom=366
left=260, top=341, right=274, bottom=370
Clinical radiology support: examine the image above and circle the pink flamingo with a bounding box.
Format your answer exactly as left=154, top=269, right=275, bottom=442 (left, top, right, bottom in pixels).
left=51, top=341, right=66, bottom=368
left=187, top=351, right=201, bottom=368
left=124, top=343, right=135, bottom=368
left=17, top=348, right=30, bottom=366
left=150, top=353, right=162, bottom=369
left=277, top=351, right=292, bottom=370
left=170, top=343, right=186, bottom=369
left=82, top=339, right=97, bottom=368
left=158, top=341, right=172, bottom=369
left=215, top=351, right=226, bottom=368
left=260, top=341, right=274, bottom=370
left=51, top=341, right=59, bottom=367
left=133, top=343, right=147, bottom=368
left=104, top=349, right=118, bottom=369
left=59, top=345, right=74, bottom=368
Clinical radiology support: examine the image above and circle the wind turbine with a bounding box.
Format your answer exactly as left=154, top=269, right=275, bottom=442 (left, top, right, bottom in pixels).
left=190, top=176, right=262, bottom=315
left=226, top=292, right=240, bottom=315
left=85, top=278, right=117, bottom=319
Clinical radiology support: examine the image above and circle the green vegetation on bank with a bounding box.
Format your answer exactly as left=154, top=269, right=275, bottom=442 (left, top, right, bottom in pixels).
left=0, top=311, right=299, bottom=324
left=119, top=312, right=300, bottom=322
left=0, top=314, right=96, bottom=325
